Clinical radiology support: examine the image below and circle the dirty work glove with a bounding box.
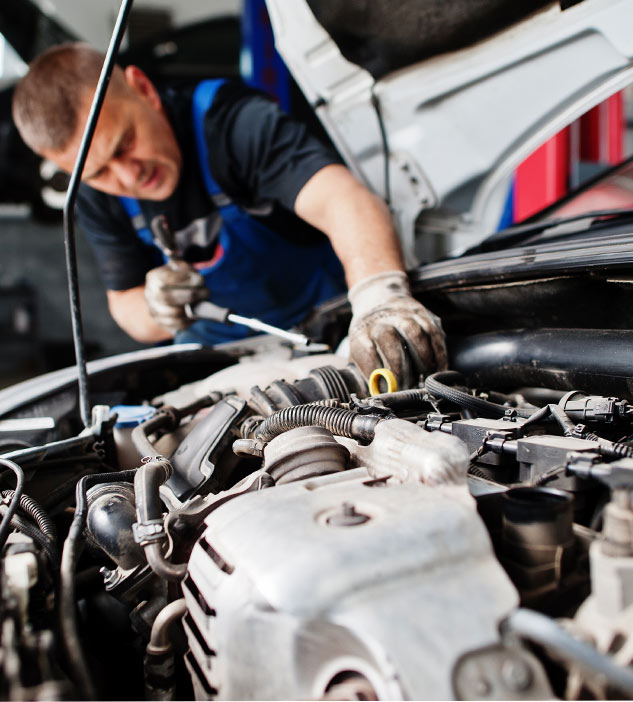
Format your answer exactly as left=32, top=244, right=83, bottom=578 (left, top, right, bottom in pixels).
left=144, top=260, right=209, bottom=335
left=348, top=270, right=448, bottom=389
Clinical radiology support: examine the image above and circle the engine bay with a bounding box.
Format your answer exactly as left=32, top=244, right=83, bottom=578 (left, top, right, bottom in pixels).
left=1, top=338, right=633, bottom=700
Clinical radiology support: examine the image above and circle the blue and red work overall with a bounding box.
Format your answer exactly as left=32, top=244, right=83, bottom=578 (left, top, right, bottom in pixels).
left=120, top=79, right=346, bottom=346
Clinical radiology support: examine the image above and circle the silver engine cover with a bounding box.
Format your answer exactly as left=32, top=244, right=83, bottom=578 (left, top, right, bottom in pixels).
left=183, top=468, right=518, bottom=700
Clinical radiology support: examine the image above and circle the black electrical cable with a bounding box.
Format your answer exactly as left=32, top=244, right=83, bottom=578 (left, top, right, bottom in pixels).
left=550, top=404, right=576, bottom=436
left=582, top=431, right=633, bottom=459
left=520, top=403, right=553, bottom=431
left=1, top=429, right=98, bottom=465
left=60, top=469, right=137, bottom=701
left=425, top=371, right=534, bottom=419
left=0, top=457, right=25, bottom=551
left=0, top=503, right=61, bottom=619
left=1, top=490, right=56, bottom=541
left=62, top=0, right=135, bottom=428
left=532, top=464, right=567, bottom=487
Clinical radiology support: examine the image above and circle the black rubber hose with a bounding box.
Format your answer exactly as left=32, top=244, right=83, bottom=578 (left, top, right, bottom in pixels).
left=425, top=371, right=534, bottom=419
left=134, top=458, right=187, bottom=582
left=134, top=459, right=171, bottom=527
left=255, top=405, right=383, bottom=443
left=131, top=394, right=223, bottom=458
left=60, top=469, right=137, bottom=701
left=368, top=388, right=429, bottom=412
left=450, top=330, right=633, bottom=401
left=1, top=490, right=56, bottom=541
left=131, top=408, right=178, bottom=459
left=0, top=458, right=24, bottom=550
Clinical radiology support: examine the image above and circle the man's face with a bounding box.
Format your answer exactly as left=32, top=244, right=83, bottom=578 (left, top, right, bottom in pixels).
left=44, top=69, right=182, bottom=201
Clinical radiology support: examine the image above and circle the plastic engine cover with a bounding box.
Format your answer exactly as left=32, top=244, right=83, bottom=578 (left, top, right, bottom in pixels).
left=183, top=468, right=518, bottom=700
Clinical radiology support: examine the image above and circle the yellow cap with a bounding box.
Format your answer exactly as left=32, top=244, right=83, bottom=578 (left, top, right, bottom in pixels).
left=368, top=368, right=398, bottom=396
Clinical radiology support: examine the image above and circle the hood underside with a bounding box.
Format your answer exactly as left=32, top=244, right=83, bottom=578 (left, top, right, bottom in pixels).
left=266, top=0, right=633, bottom=260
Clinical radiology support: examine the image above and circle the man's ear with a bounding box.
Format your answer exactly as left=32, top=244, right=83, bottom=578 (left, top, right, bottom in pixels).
left=123, top=65, right=162, bottom=110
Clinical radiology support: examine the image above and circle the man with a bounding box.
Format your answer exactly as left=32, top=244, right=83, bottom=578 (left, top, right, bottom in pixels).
left=13, top=43, right=447, bottom=388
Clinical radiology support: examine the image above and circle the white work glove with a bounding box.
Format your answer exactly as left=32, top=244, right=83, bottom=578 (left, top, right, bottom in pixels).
left=144, top=260, right=208, bottom=335
left=348, top=270, right=448, bottom=389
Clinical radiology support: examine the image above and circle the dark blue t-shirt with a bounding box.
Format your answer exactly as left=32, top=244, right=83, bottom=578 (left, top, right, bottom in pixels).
left=76, top=81, right=342, bottom=291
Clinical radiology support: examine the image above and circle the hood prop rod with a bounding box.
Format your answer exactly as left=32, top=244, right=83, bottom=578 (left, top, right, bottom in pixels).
left=62, top=0, right=135, bottom=428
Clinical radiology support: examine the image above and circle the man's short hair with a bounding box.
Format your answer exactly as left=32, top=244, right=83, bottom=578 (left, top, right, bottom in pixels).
left=12, top=43, right=123, bottom=155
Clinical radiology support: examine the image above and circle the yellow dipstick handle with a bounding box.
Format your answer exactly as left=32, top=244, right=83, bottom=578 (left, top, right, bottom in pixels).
left=368, top=368, right=398, bottom=396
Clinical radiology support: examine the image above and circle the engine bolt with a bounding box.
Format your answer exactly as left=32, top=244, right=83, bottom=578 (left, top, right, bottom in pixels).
left=326, top=502, right=370, bottom=527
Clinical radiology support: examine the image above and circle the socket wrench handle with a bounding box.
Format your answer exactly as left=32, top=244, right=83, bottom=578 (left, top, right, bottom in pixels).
left=185, top=301, right=311, bottom=347
left=185, top=300, right=232, bottom=324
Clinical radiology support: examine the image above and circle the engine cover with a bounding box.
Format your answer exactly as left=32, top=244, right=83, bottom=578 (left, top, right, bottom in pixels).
left=183, top=468, right=519, bottom=700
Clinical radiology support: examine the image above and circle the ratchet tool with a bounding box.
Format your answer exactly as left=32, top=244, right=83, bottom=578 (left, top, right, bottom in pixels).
left=149, top=215, right=317, bottom=348
left=185, top=300, right=313, bottom=347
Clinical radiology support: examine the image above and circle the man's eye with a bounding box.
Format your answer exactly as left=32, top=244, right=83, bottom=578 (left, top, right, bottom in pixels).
left=115, top=132, right=134, bottom=158
left=88, top=168, right=106, bottom=181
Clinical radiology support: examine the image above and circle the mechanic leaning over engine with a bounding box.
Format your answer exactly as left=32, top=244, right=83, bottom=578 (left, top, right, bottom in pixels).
left=12, top=42, right=447, bottom=388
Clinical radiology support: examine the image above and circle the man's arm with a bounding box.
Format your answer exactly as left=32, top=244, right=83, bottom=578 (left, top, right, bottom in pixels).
left=294, top=163, right=448, bottom=388
left=294, top=164, right=403, bottom=286
left=107, top=287, right=172, bottom=343
left=107, top=257, right=209, bottom=344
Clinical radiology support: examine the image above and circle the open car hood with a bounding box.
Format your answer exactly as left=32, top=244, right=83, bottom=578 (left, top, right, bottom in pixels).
left=265, top=0, right=633, bottom=260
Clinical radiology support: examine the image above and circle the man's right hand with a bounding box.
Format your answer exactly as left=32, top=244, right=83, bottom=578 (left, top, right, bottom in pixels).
left=144, top=260, right=208, bottom=335
left=348, top=270, right=448, bottom=389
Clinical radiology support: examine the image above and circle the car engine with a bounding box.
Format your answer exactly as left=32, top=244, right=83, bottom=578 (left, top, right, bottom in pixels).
left=0, top=336, right=633, bottom=701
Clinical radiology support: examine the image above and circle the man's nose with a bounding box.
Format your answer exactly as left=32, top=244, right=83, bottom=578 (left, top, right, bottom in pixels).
left=110, top=158, right=143, bottom=188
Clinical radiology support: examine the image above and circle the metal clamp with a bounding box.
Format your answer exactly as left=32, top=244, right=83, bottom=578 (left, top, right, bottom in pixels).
left=132, top=519, right=165, bottom=546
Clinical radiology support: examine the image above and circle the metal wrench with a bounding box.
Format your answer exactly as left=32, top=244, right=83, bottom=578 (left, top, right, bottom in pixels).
left=151, top=215, right=320, bottom=348
left=185, top=300, right=317, bottom=348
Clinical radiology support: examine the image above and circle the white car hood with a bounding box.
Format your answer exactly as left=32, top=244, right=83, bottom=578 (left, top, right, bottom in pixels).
left=266, top=0, right=633, bottom=261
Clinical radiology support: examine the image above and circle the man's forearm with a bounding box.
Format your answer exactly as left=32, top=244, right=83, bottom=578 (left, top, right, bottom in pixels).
left=294, top=164, right=405, bottom=287
left=106, top=286, right=173, bottom=343
left=294, top=162, right=447, bottom=387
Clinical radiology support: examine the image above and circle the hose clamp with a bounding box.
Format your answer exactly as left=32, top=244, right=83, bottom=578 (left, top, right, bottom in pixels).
left=132, top=519, right=165, bottom=545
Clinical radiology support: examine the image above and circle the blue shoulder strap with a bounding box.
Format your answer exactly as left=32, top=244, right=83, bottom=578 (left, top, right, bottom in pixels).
left=119, top=196, right=156, bottom=247
left=119, top=79, right=229, bottom=243
left=192, top=79, right=228, bottom=200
